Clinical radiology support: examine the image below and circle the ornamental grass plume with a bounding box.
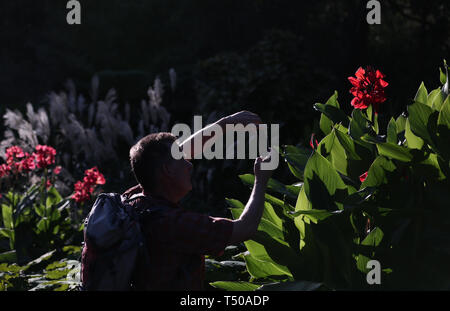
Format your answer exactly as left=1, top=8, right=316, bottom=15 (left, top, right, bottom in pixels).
left=348, top=66, right=389, bottom=113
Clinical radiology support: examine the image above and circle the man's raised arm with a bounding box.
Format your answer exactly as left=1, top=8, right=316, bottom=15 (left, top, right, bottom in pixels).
left=180, top=110, right=261, bottom=160
left=228, top=154, right=274, bottom=245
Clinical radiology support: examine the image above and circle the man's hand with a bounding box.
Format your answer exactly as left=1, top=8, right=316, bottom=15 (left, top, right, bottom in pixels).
left=228, top=152, right=276, bottom=245
left=253, top=154, right=273, bottom=185
left=218, top=111, right=262, bottom=128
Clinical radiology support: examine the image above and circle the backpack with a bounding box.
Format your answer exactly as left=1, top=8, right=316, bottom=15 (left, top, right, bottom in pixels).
left=80, top=192, right=163, bottom=291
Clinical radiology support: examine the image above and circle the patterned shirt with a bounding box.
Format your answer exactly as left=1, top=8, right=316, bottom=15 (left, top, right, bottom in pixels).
left=122, top=185, right=234, bottom=290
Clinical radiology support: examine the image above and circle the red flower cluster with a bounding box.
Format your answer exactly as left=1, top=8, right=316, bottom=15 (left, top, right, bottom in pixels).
left=34, top=145, right=57, bottom=168
left=348, top=66, right=388, bottom=112
left=0, top=145, right=58, bottom=178
left=72, top=167, right=106, bottom=203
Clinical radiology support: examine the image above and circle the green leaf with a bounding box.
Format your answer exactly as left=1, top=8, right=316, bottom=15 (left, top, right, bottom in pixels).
left=362, top=227, right=384, bottom=247
left=303, top=151, right=347, bottom=210
left=0, top=228, right=13, bottom=239
left=36, top=218, right=50, bottom=233
left=257, top=280, right=324, bottom=291
left=334, top=126, right=362, bottom=160
left=317, top=129, right=349, bottom=175
left=209, top=281, right=261, bottom=291
left=387, top=118, right=398, bottom=144
left=440, top=67, right=447, bottom=85
left=2, top=204, right=13, bottom=230
left=350, top=109, right=367, bottom=140
left=0, top=250, right=17, bottom=263
left=35, top=204, right=46, bottom=218
left=361, top=156, right=396, bottom=188
left=428, top=88, right=446, bottom=111
left=290, top=209, right=342, bottom=223
left=405, top=118, right=424, bottom=150
left=46, top=187, right=62, bottom=210
left=313, top=103, right=350, bottom=128
left=239, top=174, right=298, bottom=200
left=376, top=142, right=413, bottom=162
left=282, top=145, right=311, bottom=180
left=243, top=252, right=289, bottom=279
left=225, top=198, right=244, bottom=211
left=407, top=101, right=435, bottom=147
left=396, top=114, right=407, bottom=134
left=318, top=91, right=340, bottom=135
left=414, top=82, right=428, bottom=105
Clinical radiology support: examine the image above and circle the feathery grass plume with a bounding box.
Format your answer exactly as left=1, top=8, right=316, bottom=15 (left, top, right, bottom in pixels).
left=48, top=92, right=69, bottom=127
left=169, top=68, right=177, bottom=92
left=26, top=103, right=50, bottom=144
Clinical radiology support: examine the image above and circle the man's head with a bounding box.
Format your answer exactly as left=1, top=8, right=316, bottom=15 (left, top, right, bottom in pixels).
left=129, top=132, right=193, bottom=200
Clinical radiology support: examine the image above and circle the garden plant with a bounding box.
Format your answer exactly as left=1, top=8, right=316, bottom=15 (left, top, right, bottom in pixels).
left=211, top=61, right=450, bottom=290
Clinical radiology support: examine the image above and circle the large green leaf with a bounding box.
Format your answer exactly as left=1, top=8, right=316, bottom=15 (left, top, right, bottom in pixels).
left=282, top=145, right=311, bottom=180
left=46, top=187, right=63, bottom=210
left=319, top=91, right=340, bottom=135
left=414, top=82, right=428, bottom=106
left=303, top=151, right=347, bottom=210
left=334, top=126, right=361, bottom=160
left=396, top=114, right=407, bottom=133
left=243, top=252, right=289, bottom=279
left=407, top=101, right=435, bottom=147
left=317, top=130, right=348, bottom=175
left=405, top=118, right=424, bottom=150
left=361, top=156, right=396, bottom=189
left=387, top=117, right=398, bottom=144
left=209, top=281, right=261, bottom=291
left=290, top=209, right=342, bottom=224
left=313, top=104, right=350, bottom=128
left=239, top=174, right=298, bottom=200
left=1, top=204, right=13, bottom=230
left=428, top=88, right=446, bottom=111
left=376, top=142, right=414, bottom=162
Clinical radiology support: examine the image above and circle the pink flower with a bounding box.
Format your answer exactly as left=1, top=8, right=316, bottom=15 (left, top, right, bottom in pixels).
left=72, top=167, right=106, bottom=204
left=18, top=153, right=36, bottom=172
left=53, top=166, right=62, bottom=175
left=83, top=167, right=105, bottom=186
left=0, top=164, right=11, bottom=178
left=5, top=146, right=25, bottom=165
left=34, top=145, right=56, bottom=169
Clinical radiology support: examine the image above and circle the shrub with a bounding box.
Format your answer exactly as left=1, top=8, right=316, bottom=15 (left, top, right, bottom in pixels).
left=213, top=61, right=450, bottom=290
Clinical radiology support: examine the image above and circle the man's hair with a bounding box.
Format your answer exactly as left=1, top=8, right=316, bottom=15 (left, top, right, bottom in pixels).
left=129, top=132, right=177, bottom=192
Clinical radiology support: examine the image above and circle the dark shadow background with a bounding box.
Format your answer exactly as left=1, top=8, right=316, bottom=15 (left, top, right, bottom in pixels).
left=1, top=0, right=449, bottom=214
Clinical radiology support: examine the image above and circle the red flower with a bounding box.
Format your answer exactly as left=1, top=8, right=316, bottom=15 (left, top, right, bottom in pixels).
left=18, top=153, right=36, bottom=172
left=348, top=66, right=388, bottom=112
left=53, top=166, right=62, bottom=175
left=71, top=181, right=92, bottom=203
left=310, top=133, right=319, bottom=150
left=0, top=164, right=11, bottom=178
left=83, top=167, right=106, bottom=186
left=5, top=146, right=25, bottom=165
left=72, top=167, right=106, bottom=203
left=359, top=171, right=368, bottom=183
left=46, top=179, right=52, bottom=190
left=34, top=145, right=56, bottom=169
